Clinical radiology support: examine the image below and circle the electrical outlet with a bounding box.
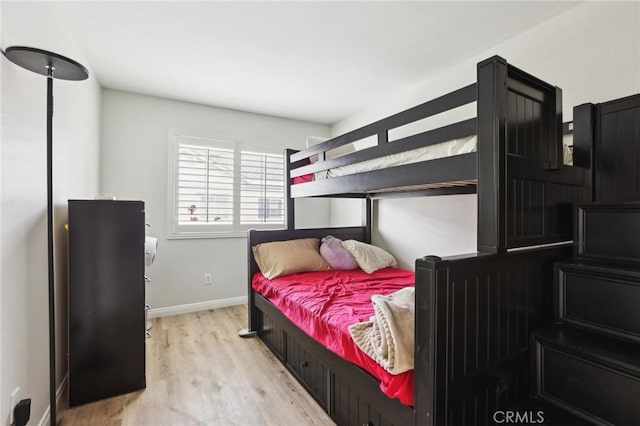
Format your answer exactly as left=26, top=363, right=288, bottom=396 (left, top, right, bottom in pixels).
left=9, top=387, right=19, bottom=424
left=204, top=273, right=213, bottom=285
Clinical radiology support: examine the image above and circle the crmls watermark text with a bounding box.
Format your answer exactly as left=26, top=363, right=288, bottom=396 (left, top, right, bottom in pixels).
left=492, top=410, right=545, bottom=424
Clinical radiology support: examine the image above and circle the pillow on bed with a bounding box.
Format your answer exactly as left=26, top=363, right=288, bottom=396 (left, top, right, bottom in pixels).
left=253, top=238, right=331, bottom=279
left=320, top=236, right=359, bottom=270
left=341, top=240, right=397, bottom=273
left=306, top=136, right=328, bottom=163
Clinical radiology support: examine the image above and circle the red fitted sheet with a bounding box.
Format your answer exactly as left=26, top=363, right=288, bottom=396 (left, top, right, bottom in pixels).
left=292, top=174, right=313, bottom=184
left=252, top=268, right=415, bottom=406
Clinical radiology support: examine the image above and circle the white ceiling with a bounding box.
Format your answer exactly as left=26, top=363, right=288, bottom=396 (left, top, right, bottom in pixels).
left=61, top=1, right=580, bottom=124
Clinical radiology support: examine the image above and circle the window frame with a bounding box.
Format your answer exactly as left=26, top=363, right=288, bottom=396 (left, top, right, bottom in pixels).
left=167, top=131, right=286, bottom=239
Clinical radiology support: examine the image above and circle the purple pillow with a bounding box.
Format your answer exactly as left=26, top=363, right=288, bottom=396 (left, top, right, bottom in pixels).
left=320, top=235, right=358, bottom=270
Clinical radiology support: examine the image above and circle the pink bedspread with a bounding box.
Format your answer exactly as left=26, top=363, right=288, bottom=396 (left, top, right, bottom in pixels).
left=252, top=268, right=415, bottom=406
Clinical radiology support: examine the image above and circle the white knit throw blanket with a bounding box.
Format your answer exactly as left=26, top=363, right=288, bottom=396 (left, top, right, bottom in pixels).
left=349, top=287, right=415, bottom=375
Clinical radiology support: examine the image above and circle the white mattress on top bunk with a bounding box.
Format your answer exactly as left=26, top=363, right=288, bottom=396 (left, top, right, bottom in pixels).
left=314, top=135, right=477, bottom=180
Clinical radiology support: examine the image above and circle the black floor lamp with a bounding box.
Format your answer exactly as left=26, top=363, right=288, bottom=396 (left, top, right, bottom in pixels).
left=3, top=46, right=88, bottom=426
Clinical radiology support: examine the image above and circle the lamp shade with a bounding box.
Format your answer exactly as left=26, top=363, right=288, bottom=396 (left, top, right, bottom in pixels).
left=4, top=46, right=88, bottom=80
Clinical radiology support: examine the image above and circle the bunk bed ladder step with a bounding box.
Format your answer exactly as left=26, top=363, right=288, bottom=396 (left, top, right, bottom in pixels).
left=532, top=326, right=640, bottom=424
left=526, top=202, right=640, bottom=425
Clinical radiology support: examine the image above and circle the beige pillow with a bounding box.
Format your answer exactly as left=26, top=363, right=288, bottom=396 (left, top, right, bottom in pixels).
left=253, top=238, right=331, bottom=279
left=342, top=240, right=397, bottom=273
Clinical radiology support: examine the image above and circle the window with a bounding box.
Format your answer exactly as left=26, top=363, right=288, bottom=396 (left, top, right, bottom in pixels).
left=240, top=150, right=285, bottom=224
left=169, top=133, right=285, bottom=238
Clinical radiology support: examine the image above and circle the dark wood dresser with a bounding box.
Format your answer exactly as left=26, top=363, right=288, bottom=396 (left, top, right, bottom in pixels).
left=68, top=200, right=146, bottom=406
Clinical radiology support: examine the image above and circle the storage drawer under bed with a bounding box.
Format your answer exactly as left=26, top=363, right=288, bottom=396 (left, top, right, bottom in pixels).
left=258, top=309, right=287, bottom=361
left=287, top=335, right=330, bottom=410
left=332, top=374, right=403, bottom=426
left=254, top=295, right=414, bottom=426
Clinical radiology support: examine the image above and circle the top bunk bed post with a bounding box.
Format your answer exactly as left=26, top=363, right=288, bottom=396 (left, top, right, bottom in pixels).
left=572, top=103, right=595, bottom=171
left=477, top=56, right=508, bottom=254
left=284, top=148, right=296, bottom=230
left=363, top=196, right=372, bottom=243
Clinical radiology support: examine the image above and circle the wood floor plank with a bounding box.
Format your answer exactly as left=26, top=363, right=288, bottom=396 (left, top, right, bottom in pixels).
left=58, top=305, right=335, bottom=425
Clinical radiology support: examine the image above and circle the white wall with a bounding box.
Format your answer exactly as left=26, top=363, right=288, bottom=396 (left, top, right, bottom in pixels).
left=0, top=1, right=4, bottom=418
left=1, top=2, right=101, bottom=424
left=100, top=90, right=330, bottom=311
left=374, top=195, right=477, bottom=270
left=331, top=2, right=640, bottom=269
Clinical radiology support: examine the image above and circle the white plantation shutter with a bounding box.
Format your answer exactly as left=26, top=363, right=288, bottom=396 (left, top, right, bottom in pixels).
left=177, top=145, right=234, bottom=224
left=240, top=151, right=284, bottom=225
left=171, top=133, right=285, bottom=237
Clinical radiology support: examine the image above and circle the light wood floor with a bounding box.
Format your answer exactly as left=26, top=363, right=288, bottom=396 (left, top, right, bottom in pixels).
left=58, top=305, right=334, bottom=426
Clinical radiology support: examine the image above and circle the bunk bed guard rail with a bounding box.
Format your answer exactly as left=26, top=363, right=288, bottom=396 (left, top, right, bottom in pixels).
left=288, top=83, right=478, bottom=198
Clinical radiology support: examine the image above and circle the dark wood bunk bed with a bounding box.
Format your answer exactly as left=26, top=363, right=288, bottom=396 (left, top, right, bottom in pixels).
left=244, top=56, right=592, bottom=426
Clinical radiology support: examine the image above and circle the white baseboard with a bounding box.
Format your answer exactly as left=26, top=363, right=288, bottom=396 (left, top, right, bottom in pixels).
left=38, top=373, right=68, bottom=426
left=147, top=296, right=247, bottom=318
